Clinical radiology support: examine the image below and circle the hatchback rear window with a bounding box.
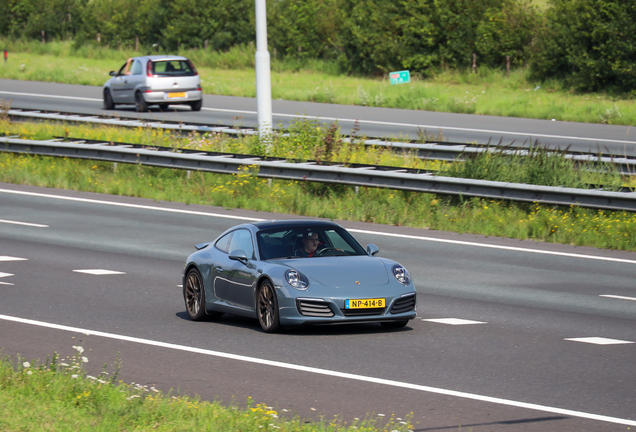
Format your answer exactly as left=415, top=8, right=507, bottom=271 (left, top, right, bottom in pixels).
left=149, top=60, right=197, bottom=77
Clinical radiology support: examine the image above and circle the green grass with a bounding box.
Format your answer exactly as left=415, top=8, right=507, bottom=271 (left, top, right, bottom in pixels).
left=2, top=120, right=636, bottom=252
left=0, top=348, right=411, bottom=432
left=1, top=39, right=635, bottom=126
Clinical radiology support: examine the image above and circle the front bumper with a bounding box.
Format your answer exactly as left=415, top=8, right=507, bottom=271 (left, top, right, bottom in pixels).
left=278, top=292, right=417, bottom=326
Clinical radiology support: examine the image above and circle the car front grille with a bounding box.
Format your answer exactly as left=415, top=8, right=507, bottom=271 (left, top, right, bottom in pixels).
left=390, top=293, right=416, bottom=314
left=341, top=307, right=385, bottom=317
left=296, top=299, right=335, bottom=317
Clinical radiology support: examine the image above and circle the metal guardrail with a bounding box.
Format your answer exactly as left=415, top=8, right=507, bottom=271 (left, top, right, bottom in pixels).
left=8, top=108, right=636, bottom=174
left=2, top=136, right=636, bottom=212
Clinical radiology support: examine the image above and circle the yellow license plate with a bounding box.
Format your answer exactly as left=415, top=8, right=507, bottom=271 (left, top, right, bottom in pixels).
left=167, top=92, right=186, bottom=98
left=345, top=298, right=385, bottom=309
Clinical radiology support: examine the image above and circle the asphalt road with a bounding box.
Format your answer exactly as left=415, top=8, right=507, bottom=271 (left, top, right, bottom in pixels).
left=2, top=79, right=636, bottom=156
left=1, top=182, right=635, bottom=431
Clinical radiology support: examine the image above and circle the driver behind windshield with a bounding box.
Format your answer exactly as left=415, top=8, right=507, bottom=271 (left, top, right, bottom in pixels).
left=295, top=231, right=323, bottom=257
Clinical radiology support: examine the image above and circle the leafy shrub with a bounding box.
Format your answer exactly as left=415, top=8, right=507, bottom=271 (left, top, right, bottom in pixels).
left=531, top=0, right=636, bottom=92
left=475, top=0, right=540, bottom=68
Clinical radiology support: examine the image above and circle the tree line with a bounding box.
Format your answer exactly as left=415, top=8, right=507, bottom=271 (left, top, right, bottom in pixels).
left=1, top=0, right=635, bottom=93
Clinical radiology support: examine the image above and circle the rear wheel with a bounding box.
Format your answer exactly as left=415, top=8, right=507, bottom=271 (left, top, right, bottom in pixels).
left=381, top=320, right=409, bottom=329
left=190, top=99, right=202, bottom=111
left=103, top=89, right=115, bottom=110
left=135, top=91, right=149, bottom=112
left=184, top=268, right=207, bottom=321
left=257, top=281, right=282, bottom=333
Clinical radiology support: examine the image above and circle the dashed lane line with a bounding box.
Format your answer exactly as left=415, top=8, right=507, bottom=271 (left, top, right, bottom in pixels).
left=565, top=337, right=635, bottom=345
left=600, top=294, right=636, bottom=302
left=0, top=313, right=635, bottom=427
left=0, top=218, right=49, bottom=228
left=73, top=269, right=125, bottom=275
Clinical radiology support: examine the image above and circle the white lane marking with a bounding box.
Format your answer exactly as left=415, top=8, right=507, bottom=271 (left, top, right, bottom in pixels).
left=600, top=294, right=636, bottom=301
left=0, top=281, right=14, bottom=285
left=0, top=256, right=28, bottom=262
left=0, top=188, right=266, bottom=222
left=423, top=318, right=487, bottom=325
left=0, top=272, right=15, bottom=278
left=565, top=337, right=635, bottom=345
left=73, top=269, right=125, bottom=275
left=2, top=187, right=636, bottom=265
left=348, top=228, right=636, bottom=265
left=2, top=90, right=634, bottom=145
left=0, top=218, right=49, bottom=228
left=0, top=314, right=634, bottom=427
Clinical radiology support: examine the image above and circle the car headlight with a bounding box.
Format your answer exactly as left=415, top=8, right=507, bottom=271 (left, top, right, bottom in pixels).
left=285, top=270, right=309, bottom=290
left=392, top=265, right=411, bottom=286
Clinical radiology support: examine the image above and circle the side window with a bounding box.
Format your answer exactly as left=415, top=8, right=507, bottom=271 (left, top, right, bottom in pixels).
left=229, top=229, right=255, bottom=260
left=215, top=232, right=233, bottom=254
left=117, top=62, right=128, bottom=75
left=131, top=60, right=142, bottom=75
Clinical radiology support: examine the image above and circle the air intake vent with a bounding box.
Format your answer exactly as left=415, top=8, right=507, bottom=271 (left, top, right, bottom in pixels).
left=342, top=307, right=385, bottom=317
left=297, top=299, right=334, bottom=317
left=391, top=294, right=416, bottom=314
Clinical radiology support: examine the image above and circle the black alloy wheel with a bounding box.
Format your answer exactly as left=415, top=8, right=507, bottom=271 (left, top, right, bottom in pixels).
left=257, top=281, right=282, bottom=333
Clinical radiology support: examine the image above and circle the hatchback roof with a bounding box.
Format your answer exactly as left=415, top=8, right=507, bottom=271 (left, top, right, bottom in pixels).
left=137, top=55, right=189, bottom=61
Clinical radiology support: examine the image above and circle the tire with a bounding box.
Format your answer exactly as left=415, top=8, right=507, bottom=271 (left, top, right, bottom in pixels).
left=381, top=320, right=409, bottom=329
left=135, top=91, right=149, bottom=112
left=158, top=103, right=169, bottom=111
left=190, top=99, right=202, bottom=111
left=257, top=281, right=282, bottom=333
left=184, top=268, right=207, bottom=321
left=103, top=89, right=115, bottom=110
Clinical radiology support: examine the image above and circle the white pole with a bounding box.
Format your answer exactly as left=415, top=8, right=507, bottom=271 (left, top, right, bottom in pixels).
left=255, top=0, right=273, bottom=141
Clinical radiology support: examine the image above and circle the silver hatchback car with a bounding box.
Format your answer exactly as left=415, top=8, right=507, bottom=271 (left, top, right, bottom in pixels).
left=103, top=55, right=203, bottom=112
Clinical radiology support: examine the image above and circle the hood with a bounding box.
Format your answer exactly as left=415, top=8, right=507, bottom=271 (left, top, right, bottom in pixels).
left=283, top=256, right=390, bottom=287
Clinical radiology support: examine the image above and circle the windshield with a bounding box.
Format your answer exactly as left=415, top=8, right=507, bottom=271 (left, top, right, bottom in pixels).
left=256, top=226, right=367, bottom=260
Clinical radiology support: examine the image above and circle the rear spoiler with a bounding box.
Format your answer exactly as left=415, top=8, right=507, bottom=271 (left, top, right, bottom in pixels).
left=195, top=242, right=211, bottom=250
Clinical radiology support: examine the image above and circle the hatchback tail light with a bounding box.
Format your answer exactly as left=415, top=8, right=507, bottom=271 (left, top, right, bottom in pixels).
left=147, top=60, right=153, bottom=77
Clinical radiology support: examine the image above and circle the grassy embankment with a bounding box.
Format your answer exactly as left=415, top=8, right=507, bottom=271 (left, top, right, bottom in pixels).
left=0, top=39, right=635, bottom=125
left=0, top=346, right=411, bottom=431
left=2, top=119, right=635, bottom=252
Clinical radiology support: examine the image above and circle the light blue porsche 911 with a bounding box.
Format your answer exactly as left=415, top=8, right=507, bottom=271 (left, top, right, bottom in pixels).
left=182, top=219, right=417, bottom=333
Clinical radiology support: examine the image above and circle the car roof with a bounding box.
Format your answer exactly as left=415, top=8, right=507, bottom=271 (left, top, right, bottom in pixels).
left=251, top=219, right=341, bottom=230
left=134, top=55, right=189, bottom=61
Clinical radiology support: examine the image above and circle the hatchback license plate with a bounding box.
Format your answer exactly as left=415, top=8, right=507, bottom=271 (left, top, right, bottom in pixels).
left=167, top=92, right=186, bottom=98
left=345, top=298, right=385, bottom=309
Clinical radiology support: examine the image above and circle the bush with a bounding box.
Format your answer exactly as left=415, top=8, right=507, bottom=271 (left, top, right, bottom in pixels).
left=531, top=0, right=636, bottom=93
left=475, top=0, right=540, bottom=68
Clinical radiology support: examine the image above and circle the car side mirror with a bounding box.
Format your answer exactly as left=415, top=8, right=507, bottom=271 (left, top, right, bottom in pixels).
left=366, top=244, right=379, bottom=256
left=229, top=249, right=249, bottom=264
left=109, top=71, right=116, bottom=76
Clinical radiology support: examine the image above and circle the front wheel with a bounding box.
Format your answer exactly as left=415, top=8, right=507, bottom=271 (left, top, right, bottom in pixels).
left=135, top=92, right=149, bottom=112
left=103, top=89, right=115, bottom=110
left=257, top=281, right=282, bottom=333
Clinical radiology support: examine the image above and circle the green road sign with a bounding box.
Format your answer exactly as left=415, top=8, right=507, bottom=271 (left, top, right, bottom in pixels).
left=390, top=70, right=410, bottom=85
